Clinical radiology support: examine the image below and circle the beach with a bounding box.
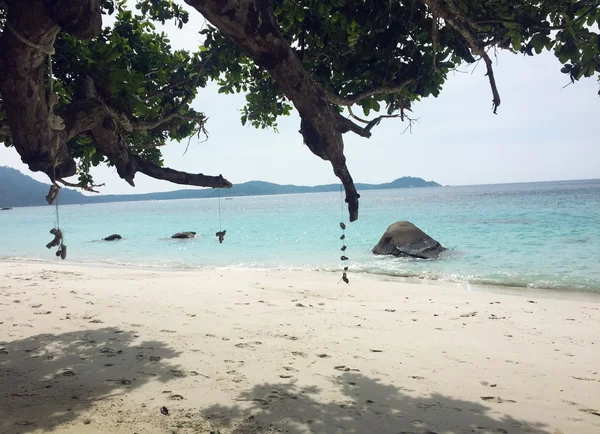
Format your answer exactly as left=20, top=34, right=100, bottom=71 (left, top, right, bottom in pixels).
left=0, top=261, right=598, bottom=433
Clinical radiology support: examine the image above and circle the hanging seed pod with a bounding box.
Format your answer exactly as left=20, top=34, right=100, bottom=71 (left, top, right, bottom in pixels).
left=342, top=272, right=349, bottom=284
left=60, top=245, right=67, bottom=260
left=339, top=222, right=346, bottom=230
left=216, top=230, right=226, bottom=244
left=46, top=185, right=60, bottom=205
left=340, top=255, right=349, bottom=261
left=344, top=266, right=348, bottom=271
left=340, top=234, right=345, bottom=240
left=46, top=229, right=62, bottom=249
left=55, top=249, right=61, bottom=257
left=340, top=245, right=347, bottom=251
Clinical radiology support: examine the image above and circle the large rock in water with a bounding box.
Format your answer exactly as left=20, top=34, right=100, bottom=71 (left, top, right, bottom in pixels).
left=171, top=231, right=197, bottom=239
left=372, top=221, right=445, bottom=259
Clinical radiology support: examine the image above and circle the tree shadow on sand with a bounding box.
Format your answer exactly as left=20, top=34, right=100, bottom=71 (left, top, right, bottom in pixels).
left=201, top=372, right=551, bottom=434
left=0, top=327, right=182, bottom=433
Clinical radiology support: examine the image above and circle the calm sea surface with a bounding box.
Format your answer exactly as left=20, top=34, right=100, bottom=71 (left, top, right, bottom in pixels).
left=2, top=180, right=599, bottom=292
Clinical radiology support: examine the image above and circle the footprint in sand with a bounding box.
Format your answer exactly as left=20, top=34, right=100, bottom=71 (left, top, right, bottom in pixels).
left=475, top=427, right=508, bottom=433
left=334, top=365, right=360, bottom=372
left=234, top=342, right=255, bottom=349
left=579, top=408, right=600, bottom=417
left=100, top=348, right=122, bottom=357
left=481, top=396, right=516, bottom=404
left=572, top=376, right=599, bottom=383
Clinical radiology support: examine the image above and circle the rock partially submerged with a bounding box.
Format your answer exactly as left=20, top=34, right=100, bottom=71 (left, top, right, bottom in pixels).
left=171, top=231, right=197, bottom=239
left=1, top=207, right=12, bottom=211
left=372, top=221, right=445, bottom=259
left=103, top=234, right=122, bottom=241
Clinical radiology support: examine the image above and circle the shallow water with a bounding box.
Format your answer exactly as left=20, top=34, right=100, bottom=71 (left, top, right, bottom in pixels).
left=2, top=179, right=600, bottom=292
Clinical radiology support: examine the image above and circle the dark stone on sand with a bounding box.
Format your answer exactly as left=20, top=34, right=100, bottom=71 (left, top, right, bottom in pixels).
left=171, top=231, right=197, bottom=239
left=372, top=221, right=445, bottom=259
left=103, top=234, right=122, bottom=241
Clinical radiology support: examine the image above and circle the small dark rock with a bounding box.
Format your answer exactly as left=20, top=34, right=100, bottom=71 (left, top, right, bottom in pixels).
left=160, top=406, right=169, bottom=416
left=103, top=234, right=122, bottom=241
left=171, top=231, right=197, bottom=239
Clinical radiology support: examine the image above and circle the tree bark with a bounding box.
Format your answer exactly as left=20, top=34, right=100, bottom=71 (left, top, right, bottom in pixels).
left=185, top=0, right=361, bottom=221
left=0, top=1, right=82, bottom=179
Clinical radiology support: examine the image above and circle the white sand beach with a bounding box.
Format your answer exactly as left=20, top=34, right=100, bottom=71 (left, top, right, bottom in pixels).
left=0, top=261, right=599, bottom=434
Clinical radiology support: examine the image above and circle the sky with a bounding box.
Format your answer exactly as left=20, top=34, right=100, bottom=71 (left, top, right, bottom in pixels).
left=1, top=5, right=599, bottom=194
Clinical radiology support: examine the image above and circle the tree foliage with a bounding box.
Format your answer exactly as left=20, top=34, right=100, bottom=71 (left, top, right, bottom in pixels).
left=0, top=0, right=598, bottom=219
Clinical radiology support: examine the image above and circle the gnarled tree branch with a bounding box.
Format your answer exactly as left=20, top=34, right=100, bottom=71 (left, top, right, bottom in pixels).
left=72, top=76, right=231, bottom=189
left=186, top=0, right=361, bottom=221
left=57, top=177, right=105, bottom=193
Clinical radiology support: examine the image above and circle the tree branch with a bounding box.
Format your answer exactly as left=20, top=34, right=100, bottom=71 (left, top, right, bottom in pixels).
left=131, top=109, right=206, bottom=131
left=474, top=18, right=567, bottom=31
left=131, top=56, right=209, bottom=132
left=67, top=76, right=231, bottom=189
left=335, top=112, right=402, bottom=138
left=423, top=0, right=501, bottom=113
left=132, top=155, right=232, bottom=188
left=347, top=106, right=369, bottom=124
left=323, top=78, right=416, bottom=106
left=146, top=77, right=196, bottom=100
left=57, top=177, right=105, bottom=193
left=186, top=0, right=361, bottom=221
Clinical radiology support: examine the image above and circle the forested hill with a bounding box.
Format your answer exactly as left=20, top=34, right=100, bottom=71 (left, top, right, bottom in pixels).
left=0, top=166, right=440, bottom=208
left=0, top=166, right=87, bottom=208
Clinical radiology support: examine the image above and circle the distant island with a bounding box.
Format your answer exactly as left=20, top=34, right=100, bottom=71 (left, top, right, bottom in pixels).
left=0, top=166, right=440, bottom=208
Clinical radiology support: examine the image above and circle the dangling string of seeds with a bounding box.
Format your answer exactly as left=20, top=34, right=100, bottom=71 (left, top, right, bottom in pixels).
left=45, top=177, right=67, bottom=260
left=215, top=189, right=226, bottom=244
left=340, top=185, right=349, bottom=284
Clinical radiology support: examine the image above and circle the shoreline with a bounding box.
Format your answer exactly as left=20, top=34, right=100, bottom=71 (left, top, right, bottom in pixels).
left=2, top=256, right=600, bottom=302
left=1, top=261, right=599, bottom=433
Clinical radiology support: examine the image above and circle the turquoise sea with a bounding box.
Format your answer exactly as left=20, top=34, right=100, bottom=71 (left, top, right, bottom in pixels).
left=1, top=179, right=599, bottom=292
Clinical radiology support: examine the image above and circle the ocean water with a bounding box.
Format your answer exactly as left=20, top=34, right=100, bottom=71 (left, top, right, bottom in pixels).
left=1, top=180, right=600, bottom=292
